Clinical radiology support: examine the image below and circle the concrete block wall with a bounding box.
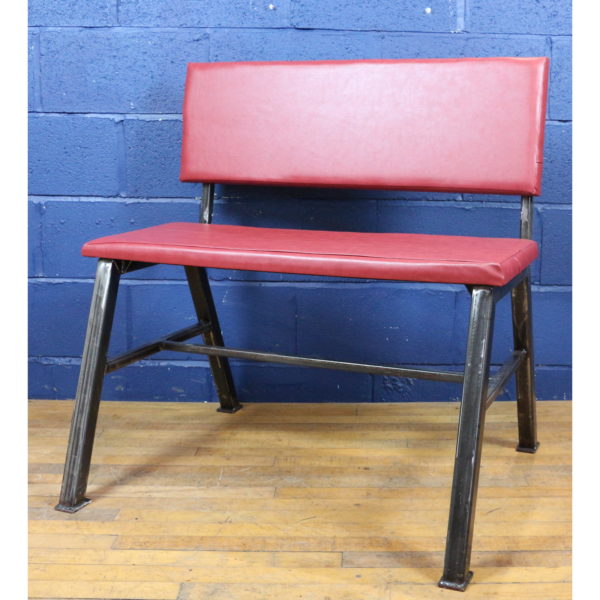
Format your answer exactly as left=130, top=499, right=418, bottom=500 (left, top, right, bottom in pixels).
left=28, top=0, right=572, bottom=402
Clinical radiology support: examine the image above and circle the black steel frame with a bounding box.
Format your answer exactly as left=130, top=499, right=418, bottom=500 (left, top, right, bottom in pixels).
left=56, top=187, right=539, bottom=592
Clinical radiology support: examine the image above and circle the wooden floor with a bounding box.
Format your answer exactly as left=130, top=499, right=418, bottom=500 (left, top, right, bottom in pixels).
left=29, top=400, right=571, bottom=600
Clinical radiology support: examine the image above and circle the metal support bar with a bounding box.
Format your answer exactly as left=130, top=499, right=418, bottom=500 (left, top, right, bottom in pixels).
left=439, top=286, right=495, bottom=591
left=485, top=350, right=526, bottom=410
left=56, top=259, right=121, bottom=513
left=200, top=182, right=215, bottom=224
left=520, top=195, right=534, bottom=240
left=161, top=340, right=465, bottom=383
left=105, top=323, right=210, bottom=374
left=189, top=183, right=241, bottom=412
left=186, top=265, right=241, bottom=413
left=512, top=274, right=539, bottom=453
left=113, top=260, right=156, bottom=274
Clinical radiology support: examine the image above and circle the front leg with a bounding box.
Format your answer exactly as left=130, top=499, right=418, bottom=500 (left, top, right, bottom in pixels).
left=56, top=259, right=121, bottom=512
left=439, top=286, right=495, bottom=590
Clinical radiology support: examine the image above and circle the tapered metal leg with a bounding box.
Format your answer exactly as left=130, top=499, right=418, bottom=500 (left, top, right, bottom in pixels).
left=55, top=259, right=121, bottom=512
left=185, top=266, right=241, bottom=413
left=439, top=287, right=495, bottom=591
left=511, top=275, right=539, bottom=453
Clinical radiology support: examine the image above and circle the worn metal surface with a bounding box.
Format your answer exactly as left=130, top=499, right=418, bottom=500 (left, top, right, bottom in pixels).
left=161, top=340, right=465, bottom=383
left=520, top=194, right=534, bottom=240
left=200, top=182, right=215, bottom=225
left=512, top=275, right=539, bottom=453
left=56, top=259, right=121, bottom=512
left=510, top=195, right=539, bottom=454
left=188, top=183, right=241, bottom=413
left=186, top=265, right=241, bottom=413
left=439, top=286, right=495, bottom=591
left=486, top=350, right=526, bottom=409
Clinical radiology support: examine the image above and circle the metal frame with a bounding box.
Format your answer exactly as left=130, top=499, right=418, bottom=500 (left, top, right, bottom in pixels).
left=56, top=258, right=121, bottom=512
left=56, top=189, right=539, bottom=593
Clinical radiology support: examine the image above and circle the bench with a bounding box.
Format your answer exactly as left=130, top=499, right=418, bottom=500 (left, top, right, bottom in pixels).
left=55, top=57, right=549, bottom=591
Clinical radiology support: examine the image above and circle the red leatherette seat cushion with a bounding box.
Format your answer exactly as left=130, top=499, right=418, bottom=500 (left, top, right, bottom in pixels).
left=181, top=58, right=549, bottom=195
left=82, top=223, right=538, bottom=286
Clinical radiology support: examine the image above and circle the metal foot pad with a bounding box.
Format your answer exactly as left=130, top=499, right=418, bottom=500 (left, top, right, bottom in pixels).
left=516, top=441, right=540, bottom=454
left=55, top=497, right=92, bottom=513
left=217, top=404, right=243, bottom=414
left=438, top=571, right=473, bottom=592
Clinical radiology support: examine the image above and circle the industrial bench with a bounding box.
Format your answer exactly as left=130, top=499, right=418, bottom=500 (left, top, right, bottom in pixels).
left=55, top=57, right=549, bottom=591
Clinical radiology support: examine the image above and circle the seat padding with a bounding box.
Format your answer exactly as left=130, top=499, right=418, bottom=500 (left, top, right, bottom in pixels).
left=181, top=58, right=549, bottom=195
left=83, top=223, right=538, bottom=286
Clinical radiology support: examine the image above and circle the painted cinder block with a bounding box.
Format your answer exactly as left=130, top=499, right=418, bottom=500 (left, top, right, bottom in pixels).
left=230, top=363, right=373, bottom=403
left=216, top=197, right=378, bottom=233
left=28, top=115, right=121, bottom=196
left=28, top=359, right=213, bottom=402
left=377, top=202, right=525, bottom=238
left=28, top=31, right=40, bottom=112
left=464, top=121, right=572, bottom=206
left=539, top=122, right=572, bottom=205
left=550, top=37, right=572, bottom=121
left=124, top=119, right=197, bottom=198
left=28, top=280, right=128, bottom=357
left=218, top=184, right=459, bottom=204
left=291, top=0, right=455, bottom=32
left=296, top=283, right=458, bottom=365
left=206, top=282, right=298, bottom=355
left=453, top=286, right=572, bottom=367
left=29, top=0, right=117, bottom=26
left=27, top=358, right=571, bottom=402
left=39, top=198, right=198, bottom=279
left=29, top=200, right=43, bottom=277
left=540, top=207, right=572, bottom=285
left=468, top=0, right=571, bottom=35
left=126, top=281, right=198, bottom=362
left=127, top=281, right=298, bottom=357
left=210, top=29, right=384, bottom=62
left=118, top=0, right=290, bottom=28
left=40, top=30, right=209, bottom=113
left=28, top=359, right=80, bottom=400
left=381, top=32, right=548, bottom=59
left=104, top=361, right=212, bottom=401
left=535, top=366, right=572, bottom=400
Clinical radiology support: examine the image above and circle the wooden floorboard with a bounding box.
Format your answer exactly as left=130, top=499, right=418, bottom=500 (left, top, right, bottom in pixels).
left=29, top=400, right=571, bottom=600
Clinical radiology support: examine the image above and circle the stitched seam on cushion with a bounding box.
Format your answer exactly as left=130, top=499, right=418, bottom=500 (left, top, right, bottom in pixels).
left=85, top=238, right=532, bottom=267
left=501, top=243, right=538, bottom=268
left=85, top=240, right=498, bottom=266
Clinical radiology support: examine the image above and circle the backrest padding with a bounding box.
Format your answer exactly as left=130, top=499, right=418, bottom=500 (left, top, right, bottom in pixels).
left=181, top=58, right=549, bottom=195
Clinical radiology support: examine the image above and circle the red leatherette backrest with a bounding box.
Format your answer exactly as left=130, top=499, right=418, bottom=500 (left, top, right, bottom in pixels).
left=180, top=58, right=549, bottom=195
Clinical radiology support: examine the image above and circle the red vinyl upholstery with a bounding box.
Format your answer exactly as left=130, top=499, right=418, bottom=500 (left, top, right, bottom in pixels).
left=181, top=58, right=549, bottom=195
left=84, top=58, right=547, bottom=285
left=82, top=223, right=538, bottom=286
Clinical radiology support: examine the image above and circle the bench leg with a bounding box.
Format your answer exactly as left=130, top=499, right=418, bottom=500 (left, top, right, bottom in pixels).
left=185, top=266, right=241, bottom=413
left=512, top=275, right=539, bottom=453
left=56, top=259, right=121, bottom=512
left=439, top=287, right=495, bottom=591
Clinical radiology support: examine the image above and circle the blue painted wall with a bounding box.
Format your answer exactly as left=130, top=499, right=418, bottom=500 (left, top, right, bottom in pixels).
left=28, top=1, right=572, bottom=402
